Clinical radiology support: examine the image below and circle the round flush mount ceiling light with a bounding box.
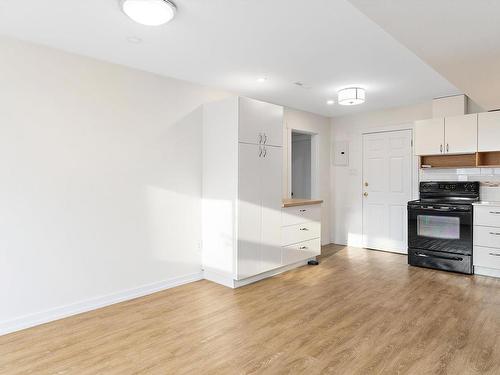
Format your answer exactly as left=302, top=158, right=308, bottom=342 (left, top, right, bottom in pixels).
left=326, top=99, right=335, bottom=105
left=122, top=0, right=176, bottom=26
left=338, top=87, right=366, bottom=106
left=257, top=77, right=268, bottom=83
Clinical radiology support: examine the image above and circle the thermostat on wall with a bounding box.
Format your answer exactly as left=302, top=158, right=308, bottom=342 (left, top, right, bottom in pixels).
left=333, top=141, right=349, bottom=166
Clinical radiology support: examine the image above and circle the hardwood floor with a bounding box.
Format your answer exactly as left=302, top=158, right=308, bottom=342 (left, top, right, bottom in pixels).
left=2, top=245, right=500, bottom=374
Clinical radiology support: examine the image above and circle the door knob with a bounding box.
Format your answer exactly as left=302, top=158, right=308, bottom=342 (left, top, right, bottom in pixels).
left=364, top=182, right=369, bottom=187
left=363, top=192, right=368, bottom=197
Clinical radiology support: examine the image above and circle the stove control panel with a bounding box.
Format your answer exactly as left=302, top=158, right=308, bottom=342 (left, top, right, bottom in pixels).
left=419, top=181, right=480, bottom=196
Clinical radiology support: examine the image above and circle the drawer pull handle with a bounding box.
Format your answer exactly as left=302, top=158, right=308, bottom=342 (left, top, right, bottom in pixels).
left=299, top=246, right=308, bottom=250
left=299, top=209, right=307, bottom=212
left=489, top=232, right=500, bottom=236
left=489, top=211, right=500, bottom=214
left=489, top=253, right=500, bottom=257
left=299, top=228, right=309, bottom=231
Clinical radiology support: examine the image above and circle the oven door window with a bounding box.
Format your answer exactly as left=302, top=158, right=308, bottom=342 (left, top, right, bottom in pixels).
left=417, top=215, right=460, bottom=240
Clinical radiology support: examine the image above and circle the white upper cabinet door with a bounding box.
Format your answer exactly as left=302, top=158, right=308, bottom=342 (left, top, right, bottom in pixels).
left=414, top=118, right=445, bottom=155
left=239, top=97, right=283, bottom=147
left=445, top=114, right=478, bottom=154
left=260, top=145, right=283, bottom=273
left=478, top=111, right=500, bottom=152
left=237, top=143, right=262, bottom=280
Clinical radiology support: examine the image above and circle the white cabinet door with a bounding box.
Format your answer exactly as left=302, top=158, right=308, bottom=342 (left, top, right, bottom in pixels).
left=237, top=143, right=262, bottom=279
left=239, top=97, right=283, bottom=147
left=414, top=118, right=444, bottom=155
left=445, top=114, right=477, bottom=154
left=478, top=111, right=500, bottom=152
left=260, top=145, right=283, bottom=272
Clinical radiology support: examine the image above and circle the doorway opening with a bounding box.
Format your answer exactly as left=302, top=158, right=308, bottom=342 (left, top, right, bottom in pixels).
left=290, top=131, right=318, bottom=199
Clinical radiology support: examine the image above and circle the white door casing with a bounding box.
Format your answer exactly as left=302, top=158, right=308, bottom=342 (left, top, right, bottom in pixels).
left=362, top=130, right=412, bottom=254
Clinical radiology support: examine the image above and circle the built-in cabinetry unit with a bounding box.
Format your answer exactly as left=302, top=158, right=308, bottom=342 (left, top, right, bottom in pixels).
left=416, top=111, right=500, bottom=168
left=202, top=97, right=320, bottom=288
left=473, top=203, right=500, bottom=278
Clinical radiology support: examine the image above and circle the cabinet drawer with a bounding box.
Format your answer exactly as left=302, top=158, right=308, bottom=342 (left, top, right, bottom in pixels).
left=282, top=205, right=321, bottom=226
left=474, top=246, right=500, bottom=269
left=283, top=238, right=320, bottom=265
left=474, top=226, right=500, bottom=248
left=282, top=222, right=320, bottom=246
left=474, top=206, right=500, bottom=227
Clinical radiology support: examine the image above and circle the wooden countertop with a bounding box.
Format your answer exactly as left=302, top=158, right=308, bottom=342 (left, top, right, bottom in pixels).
left=282, top=198, right=324, bottom=208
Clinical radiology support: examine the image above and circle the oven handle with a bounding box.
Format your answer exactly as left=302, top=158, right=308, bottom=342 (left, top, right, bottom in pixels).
left=424, top=207, right=453, bottom=211
left=414, top=252, right=464, bottom=261
left=410, top=206, right=466, bottom=212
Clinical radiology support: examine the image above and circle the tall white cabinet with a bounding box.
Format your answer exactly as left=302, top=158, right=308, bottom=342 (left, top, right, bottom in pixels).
left=202, top=97, right=284, bottom=287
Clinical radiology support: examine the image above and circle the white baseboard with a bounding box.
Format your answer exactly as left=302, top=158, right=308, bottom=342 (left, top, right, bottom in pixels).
left=0, top=272, right=203, bottom=337
left=204, top=259, right=313, bottom=289
left=474, top=266, right=500, bottom=279
left=203, top=268, right=235, bottom=288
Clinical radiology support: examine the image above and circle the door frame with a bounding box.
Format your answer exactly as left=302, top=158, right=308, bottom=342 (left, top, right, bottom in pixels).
left=286, top=128, right=319, bottom=200
left=361, top=126, right=418, bottom=254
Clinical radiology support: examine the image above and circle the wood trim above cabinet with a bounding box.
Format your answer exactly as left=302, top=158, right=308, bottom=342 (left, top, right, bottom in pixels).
left=420, top=151, right=500, bottom=169
left=477, top=151, right=500, bottom=168
left=420, top=154, right=476, bottom=169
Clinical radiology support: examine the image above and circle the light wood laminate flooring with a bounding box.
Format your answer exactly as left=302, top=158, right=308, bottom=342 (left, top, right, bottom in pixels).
left=1, top=245, right=500, bottom=374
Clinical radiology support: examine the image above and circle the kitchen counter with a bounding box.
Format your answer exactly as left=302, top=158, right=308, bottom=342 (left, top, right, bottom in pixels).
left=472, top=201, right=500, bottom=206
left=282, top=198, right=323, bottom=208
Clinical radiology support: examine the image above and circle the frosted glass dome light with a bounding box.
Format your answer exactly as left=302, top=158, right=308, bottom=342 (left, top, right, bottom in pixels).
left=122, top=0, right=176, bottom=26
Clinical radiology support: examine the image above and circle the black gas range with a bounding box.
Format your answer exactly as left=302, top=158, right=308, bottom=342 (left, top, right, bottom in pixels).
left=408, top=181, right=480, bottom=274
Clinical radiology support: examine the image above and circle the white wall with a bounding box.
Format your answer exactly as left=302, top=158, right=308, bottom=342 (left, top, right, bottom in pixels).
left=0, top=36, right=229, bottom=334
left=330, top=102, right=432, bottom=246
left=284, top=109, right=331, bottom=245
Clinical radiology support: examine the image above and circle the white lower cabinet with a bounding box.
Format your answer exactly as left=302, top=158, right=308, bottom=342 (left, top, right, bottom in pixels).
left=281, top=204, right=321, bottom=263
left=283, top=238, right=321, bottom=265
left=473, top=203, right=500, bottom=278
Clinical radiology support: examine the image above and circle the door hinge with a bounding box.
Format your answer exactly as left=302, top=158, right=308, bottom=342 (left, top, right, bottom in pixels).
left=411, top=138, right=413, bottom=147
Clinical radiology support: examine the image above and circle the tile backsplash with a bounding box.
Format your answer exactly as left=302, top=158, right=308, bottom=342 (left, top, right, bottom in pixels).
left=420, top=168, right=500, bottom=201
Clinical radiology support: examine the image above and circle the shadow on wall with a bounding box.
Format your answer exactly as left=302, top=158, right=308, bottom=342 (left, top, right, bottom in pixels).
left=145, top=106, right=204, bottom=266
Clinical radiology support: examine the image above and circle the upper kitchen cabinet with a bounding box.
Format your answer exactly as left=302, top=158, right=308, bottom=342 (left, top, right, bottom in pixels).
left=415, top=118, right=444, bottom=155
left=415, top=115, right=478, bottom=156
left=238, top=97, right=283, bottom=147
left=444, top=113, right=477, bottom=154
left=478, top=111, right=500, bottom=152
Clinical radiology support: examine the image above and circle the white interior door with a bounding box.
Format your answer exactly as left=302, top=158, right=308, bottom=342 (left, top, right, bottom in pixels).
left=362, top=130, right=412, bottom=254
left=260, top=145, right=283, bottom=272
left=237, top=143, right=262, bottom=279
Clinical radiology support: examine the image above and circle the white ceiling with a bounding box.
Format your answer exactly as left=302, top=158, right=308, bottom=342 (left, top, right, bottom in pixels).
left=349, top=0, right=500, bottom=112
left=0, top=0, right=460, bottom=117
